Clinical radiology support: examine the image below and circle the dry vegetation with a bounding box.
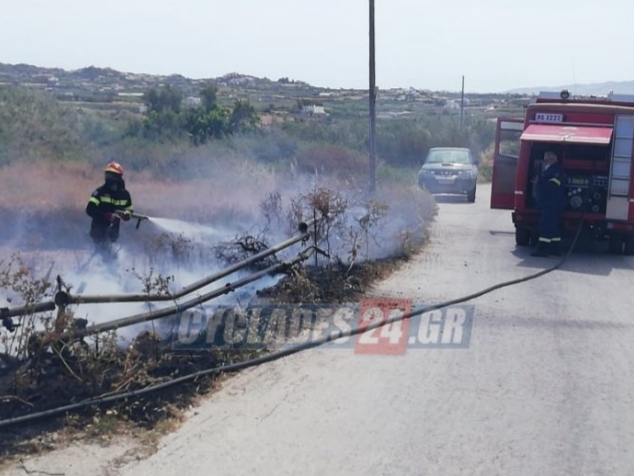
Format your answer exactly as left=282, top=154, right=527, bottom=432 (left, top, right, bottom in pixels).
left=477, top=144, right=495, bottom=182
left=0, top=159, right=276, bottom=218
left=0, top=161, right=437, bottom=464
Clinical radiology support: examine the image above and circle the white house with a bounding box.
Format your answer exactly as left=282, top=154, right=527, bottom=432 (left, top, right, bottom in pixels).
left=301, top=105, right=326, bottom=115
left=183, top=96, right=202, bottom=108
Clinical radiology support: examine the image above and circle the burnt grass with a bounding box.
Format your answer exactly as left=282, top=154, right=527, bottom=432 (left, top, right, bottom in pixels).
left=0, top=339, right=267, bottom=458
left=257, top=257, right=410, bottom=304
left=0, top=255, right=422, bottom=459
left=0, top=241, right=429, bottom=460
left=0, top=217, right=432, bottom=461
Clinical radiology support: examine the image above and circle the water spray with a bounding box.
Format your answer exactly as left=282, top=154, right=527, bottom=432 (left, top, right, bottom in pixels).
left=0, top=217, right=325, bottom=334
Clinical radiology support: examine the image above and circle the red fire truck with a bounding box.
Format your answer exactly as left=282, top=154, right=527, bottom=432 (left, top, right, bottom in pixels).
left=490, top=90, right=634, bottom=255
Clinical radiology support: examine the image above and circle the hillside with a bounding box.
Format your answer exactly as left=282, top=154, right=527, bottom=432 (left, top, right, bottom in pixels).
left=0, top=61, right=529, bottom=120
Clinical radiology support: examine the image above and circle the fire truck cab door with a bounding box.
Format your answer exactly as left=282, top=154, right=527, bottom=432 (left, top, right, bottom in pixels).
left=490, top=117, right=524, bottom=209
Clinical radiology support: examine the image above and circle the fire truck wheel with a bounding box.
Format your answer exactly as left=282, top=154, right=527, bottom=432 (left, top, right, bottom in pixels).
left=609, top=233, right=624, bottom=255
left=515, top=227, right=531, bottom=247
left=624, top=234, right=634, bottom=256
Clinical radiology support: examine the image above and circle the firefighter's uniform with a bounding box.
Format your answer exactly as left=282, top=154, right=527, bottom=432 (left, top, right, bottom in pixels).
left=533, top=160, right=566, bottom=256
left=86, top=162, right=133, bottom=250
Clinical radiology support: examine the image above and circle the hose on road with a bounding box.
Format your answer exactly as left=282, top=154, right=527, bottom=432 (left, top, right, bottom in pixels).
left=0, top=217, right=585, bottom=429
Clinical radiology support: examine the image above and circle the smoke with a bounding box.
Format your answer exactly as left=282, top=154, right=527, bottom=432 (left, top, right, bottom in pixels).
left=0, top=137, right=436, bottom=352
left=0, top=238, right=288, bottom=349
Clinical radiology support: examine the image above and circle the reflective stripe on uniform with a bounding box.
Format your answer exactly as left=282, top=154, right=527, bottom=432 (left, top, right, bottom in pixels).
left=99, top=196, right=129, bottom=206
left=551, top=237, right=561, bottom=242
left=539, top=237, right=552, bottom=243
left=549, top=178, right=561, bottom=186
left=89, top=197, right=100, bottom=206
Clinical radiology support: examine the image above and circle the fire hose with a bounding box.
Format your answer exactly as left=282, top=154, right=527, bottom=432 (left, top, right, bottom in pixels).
left=0, top=214, right=586, bottom=429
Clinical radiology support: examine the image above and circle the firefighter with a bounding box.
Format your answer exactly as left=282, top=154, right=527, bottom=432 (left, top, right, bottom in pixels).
left=532, top=151, right=567, bottom=257
left=86, top=161, right=134, bottom=253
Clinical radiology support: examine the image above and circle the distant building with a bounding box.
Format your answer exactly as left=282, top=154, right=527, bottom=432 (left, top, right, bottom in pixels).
left=183, top=96, right=202, bottom=108
left=444, top=98, right=471, bottom=110
left=301, top=104, right=326, bottom=115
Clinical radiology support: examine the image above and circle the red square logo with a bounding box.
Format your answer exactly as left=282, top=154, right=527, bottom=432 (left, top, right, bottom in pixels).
left=354, top=298, right=412, bottom=355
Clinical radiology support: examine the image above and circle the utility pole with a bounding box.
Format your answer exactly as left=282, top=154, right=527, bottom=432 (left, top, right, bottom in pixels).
left=369, top=0, right=377, bottom=194
left=460, top=75, right=465, bottom=130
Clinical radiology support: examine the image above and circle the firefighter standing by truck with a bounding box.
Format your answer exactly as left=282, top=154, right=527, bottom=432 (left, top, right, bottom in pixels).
left=86, top=161, right=134, bottom=255
left=532, top=151, right=567, bottom=257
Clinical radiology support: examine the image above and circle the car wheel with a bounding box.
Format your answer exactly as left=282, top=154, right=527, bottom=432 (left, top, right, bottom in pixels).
left=466, top=184, right=476, bottom=203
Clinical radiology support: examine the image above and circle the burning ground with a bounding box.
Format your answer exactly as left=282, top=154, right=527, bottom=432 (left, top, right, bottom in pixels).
left=0, top=160, right=436, bottom=463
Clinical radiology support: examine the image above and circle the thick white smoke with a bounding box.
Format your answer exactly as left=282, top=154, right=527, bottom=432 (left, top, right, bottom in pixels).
left=0, top=159, right=434, bottom=354
left=0, top=215, right=294, bottom=350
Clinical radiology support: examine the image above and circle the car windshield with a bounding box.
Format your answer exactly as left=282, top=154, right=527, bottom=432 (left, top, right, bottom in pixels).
left=426, top=150, right=471, bottom=165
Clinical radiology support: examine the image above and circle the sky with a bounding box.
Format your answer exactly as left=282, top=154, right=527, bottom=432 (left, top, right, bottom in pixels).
left=1, top=0, right=634, bottom=93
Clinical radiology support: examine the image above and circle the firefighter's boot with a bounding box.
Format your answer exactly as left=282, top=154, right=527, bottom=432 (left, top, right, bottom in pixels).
left=531, top=240, right=550, bottom=257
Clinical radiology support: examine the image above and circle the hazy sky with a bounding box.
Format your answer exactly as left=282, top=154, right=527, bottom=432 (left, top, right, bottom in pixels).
left=1, top=0, right=633, bottom=92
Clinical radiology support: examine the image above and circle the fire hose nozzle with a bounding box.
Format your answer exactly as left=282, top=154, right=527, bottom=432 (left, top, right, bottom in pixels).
left=116, top=211, right=150, bottom=229
left=132, top=213, right=149, bottom=229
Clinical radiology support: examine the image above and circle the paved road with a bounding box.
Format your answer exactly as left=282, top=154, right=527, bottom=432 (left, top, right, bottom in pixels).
left=5, top=183, right=634, bottom=475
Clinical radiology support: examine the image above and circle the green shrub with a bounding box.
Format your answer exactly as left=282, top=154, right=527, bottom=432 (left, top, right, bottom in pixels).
left=0, top=85, right=86, bottom=163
